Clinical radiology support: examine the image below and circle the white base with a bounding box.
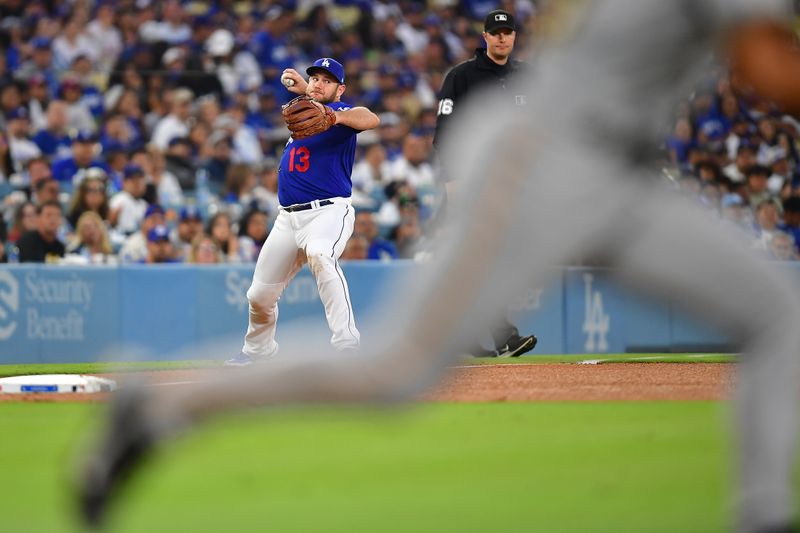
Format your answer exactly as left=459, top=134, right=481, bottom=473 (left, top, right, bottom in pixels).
left=0, top=374, right=117, bottom=394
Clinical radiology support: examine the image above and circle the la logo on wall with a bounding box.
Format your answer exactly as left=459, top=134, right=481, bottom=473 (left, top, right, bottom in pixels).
left=582, top=273, right=610, bottom=352
left=0, top=271, right=19, bottom=340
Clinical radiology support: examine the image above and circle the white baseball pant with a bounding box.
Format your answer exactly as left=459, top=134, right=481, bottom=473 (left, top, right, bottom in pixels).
left=241, top=197, right=359, bottom=357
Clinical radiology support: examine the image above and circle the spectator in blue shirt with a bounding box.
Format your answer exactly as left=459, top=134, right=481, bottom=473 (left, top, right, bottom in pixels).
left=779, top=197, right=800, bottom=252
left=251, top=6, right=297, bottom=101
left=201, top=132, right=233, bottom=194
left=100, top=113, right=141, bottom=155
left=69, top=54, right=105, bottom=119
left=51, top=130, right=110, bottom=189
left=354, top=210, right=398, bottom=261
left=666, top=116, right=697, bottom=172
left=244, top=85, right=279, bottom=144
left=15, top=37, right=60, bottom=96
left=32, top=100, right=72, bottom=160
left=143, top=224, right=176, bottom=264
left=0, top=81, right=23, bottom=127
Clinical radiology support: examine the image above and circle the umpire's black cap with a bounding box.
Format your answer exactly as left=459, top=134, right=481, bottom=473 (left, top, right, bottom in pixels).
left=484, top=10, right=515, bottom=33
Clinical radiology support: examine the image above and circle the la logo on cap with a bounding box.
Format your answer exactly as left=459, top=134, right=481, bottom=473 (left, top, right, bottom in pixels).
left=495, top=14, right=507, bottom=21
left=322, top=58, right=330, bottom=67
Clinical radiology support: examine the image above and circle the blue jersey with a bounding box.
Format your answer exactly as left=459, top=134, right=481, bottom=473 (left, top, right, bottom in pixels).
left=278, top=101, right=358, bottom=206
left=51, top=157, right=111, bottom=185
left=32, top=130, right=72, bottom=159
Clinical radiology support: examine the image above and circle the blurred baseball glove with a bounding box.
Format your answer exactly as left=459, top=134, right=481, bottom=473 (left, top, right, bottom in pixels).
left=281, top=95, right=337, bottom=139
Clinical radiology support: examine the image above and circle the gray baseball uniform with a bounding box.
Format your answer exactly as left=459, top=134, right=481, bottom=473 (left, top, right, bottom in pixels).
left=438, top=2, right=799, bottom=531
left=82, top=3, right=800, bottom=531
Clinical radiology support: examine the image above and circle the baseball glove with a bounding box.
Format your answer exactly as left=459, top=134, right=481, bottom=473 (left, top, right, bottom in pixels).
left=281, top=95, right=337, bottom=139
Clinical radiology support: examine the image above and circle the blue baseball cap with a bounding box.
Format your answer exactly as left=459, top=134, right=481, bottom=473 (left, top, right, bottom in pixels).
left=145, top=204, right=165, bottom=218
left=31, top=37, right=51, bottom=50
left=306, top=57, right=345, bottom=84
left=167, top=136, right=191, bottom=148
left=179, top=205, right=202, bottom=221
left=147, top=224, right=170, bottom=243
left=103, top=140, right=126, bottom=154
left=194, top=13, right=213, bottom=26
left=74, top=129, right=98, bottom=143
left=424, top=14, right=441, bottom=26
left=378, top=64, right=397, bottom=77
left=123, top=163, right=145, bottom=179
left=5, top=106, right=28, bottom=121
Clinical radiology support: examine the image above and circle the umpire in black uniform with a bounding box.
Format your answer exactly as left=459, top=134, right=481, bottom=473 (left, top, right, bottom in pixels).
left=433, top=9, right=537, bottom=358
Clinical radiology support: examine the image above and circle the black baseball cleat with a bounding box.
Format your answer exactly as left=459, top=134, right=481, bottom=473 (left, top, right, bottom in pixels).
left=497, top=335, right=538, bottom=358
left=78, top=385, right=160, bottom=528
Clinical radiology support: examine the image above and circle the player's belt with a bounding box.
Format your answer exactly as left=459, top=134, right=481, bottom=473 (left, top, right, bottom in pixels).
left=282, top=199, right=334, bottom=213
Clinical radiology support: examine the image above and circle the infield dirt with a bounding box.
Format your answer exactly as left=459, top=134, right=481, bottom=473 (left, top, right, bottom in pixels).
left=0, top=363, right=731, bottom=403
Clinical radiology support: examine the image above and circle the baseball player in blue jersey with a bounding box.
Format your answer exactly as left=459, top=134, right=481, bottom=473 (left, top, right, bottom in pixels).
left=225, top=58, right=380, bottom=366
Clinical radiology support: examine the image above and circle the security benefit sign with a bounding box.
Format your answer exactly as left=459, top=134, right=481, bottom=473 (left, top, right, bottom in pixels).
left=0, top=266, right=120, bottom=364
left=194, top=265, right=326, bottom=348
left=0, top=270, right=19, bottom=342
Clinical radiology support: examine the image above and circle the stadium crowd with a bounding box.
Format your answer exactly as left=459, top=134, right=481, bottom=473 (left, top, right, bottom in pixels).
left=0, top=0, right=798, bottom=264
left=666, top=65, right=800, bottom=262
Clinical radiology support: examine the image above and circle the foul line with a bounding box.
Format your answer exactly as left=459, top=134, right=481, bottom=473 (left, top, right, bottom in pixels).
left=578, top=354, right=735, bottom=365
left=145, top=380, right=206, bottom=387
left=133, top=355, right=733, bottom=388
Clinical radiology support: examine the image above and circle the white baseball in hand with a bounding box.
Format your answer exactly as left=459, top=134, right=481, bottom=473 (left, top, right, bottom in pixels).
left=281, top=75, right=295, bottom=88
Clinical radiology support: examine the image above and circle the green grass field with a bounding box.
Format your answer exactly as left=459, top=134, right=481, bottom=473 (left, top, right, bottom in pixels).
left=0, top=353, right=736, bottom=533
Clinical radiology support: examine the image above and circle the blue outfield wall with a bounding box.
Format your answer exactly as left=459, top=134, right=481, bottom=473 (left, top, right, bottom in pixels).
left=0, top=262, right=738, bottom=364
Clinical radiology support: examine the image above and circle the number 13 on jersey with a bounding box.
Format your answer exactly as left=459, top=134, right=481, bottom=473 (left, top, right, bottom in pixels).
left=288, top=146, right=310, bottom=172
